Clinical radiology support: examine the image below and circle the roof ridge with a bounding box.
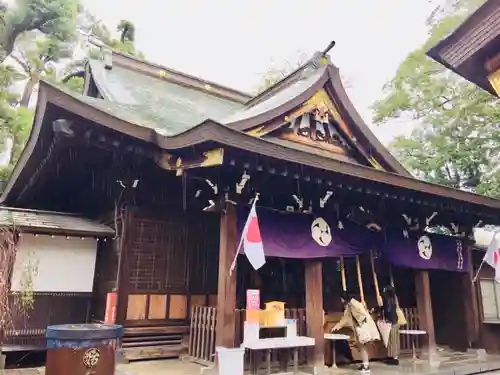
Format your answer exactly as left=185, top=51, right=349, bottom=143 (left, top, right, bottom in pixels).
left=110, top=51, right=253, bottom=104
left=245, top=51, right=332, bottom=108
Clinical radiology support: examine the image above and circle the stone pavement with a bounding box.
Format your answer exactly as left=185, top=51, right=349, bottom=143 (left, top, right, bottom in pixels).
left=0, top=360, right=204, bottom=375
left=2, top=350, right=500, bottom=375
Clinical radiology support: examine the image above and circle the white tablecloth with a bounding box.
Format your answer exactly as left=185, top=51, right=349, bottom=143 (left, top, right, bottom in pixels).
left=242, top=336, right=315, bottom=350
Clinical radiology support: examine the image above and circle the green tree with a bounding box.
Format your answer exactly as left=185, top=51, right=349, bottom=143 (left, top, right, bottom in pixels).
left=0, top=0, right=80, bottom=63
left=255, top=53, right=308, bottom=94
left=11, top=33, right=73, bottom=106
left=0, top=65, right=33, bottom=173
left=84, top=19, right=143, bottom=58
left=371, top=0, right=500, bottom=195
left=117, top=20, right=135, bottom=44
left=256, top=52, right=352, bottom=94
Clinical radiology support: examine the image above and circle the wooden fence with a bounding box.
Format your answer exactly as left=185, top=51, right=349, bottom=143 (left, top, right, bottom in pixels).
left=188, top=306, right=420, bottom=365
left=188, top=305, right=217, bottom=365
left=399, top=307, right=420, bottom=353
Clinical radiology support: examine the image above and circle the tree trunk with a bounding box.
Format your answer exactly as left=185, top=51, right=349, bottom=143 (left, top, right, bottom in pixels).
left=8, top=134, right=19, bottom=167
left=0, top=26, right=20, bottom=64
left=20, top=78, right=36, bottom=108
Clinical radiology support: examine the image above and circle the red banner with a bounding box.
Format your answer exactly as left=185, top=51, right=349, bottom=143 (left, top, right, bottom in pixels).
left=104, top=292, right=117, bottom=324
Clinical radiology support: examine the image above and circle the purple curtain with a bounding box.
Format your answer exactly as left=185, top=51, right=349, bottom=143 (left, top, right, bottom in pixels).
left=235, top=207, right=468, bottom=272
left=379, top=231, right=468, bottom=273
left=236, top=208, right=376, bottom=259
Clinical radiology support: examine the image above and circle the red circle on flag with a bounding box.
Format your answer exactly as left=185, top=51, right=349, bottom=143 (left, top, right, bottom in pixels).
left=246, top=217, right=261, bottom=243
left=495, top=250, right=500, bottom=265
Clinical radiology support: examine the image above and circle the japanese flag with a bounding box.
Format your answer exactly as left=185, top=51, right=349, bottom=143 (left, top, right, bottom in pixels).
left=239, top=200, right=265, bottom=270
left=483, top=235, right=500, bottom=283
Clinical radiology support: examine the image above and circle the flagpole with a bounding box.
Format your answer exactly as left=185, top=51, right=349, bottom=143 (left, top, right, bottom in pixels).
left=472, top=230, right=498, bottom=283
left=229, top=194, right=259, bottom=276
left=472, top=261, right=485, bottom=283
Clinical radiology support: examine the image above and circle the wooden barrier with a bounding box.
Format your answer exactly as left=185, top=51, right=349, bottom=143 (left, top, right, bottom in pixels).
left=399, top=307, right=421, bottom=353
left=188, top=305, right=217, bottom=365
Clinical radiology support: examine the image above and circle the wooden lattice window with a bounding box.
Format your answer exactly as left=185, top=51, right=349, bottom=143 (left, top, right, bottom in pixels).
left=129, top=219, right=169, bottom=291
left=479, top=278, right=500, bottom=323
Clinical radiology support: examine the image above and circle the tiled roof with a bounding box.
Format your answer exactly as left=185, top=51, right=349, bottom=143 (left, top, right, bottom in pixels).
left=222, top=67, right=325, bottom=124
left=0, top=207, right=114, bottom=236
left=84, top=58, right=330, bottom=138
left=88, top=60, right=244, bottom=135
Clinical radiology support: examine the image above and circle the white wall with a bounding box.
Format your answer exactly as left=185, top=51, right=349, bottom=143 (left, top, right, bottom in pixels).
left=11, top=235, right=98, bottom=293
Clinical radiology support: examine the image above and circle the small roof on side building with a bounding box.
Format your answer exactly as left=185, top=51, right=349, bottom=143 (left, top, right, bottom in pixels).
left=0, top=206, right=114, bottom=237
left=427, top=0, right=500, bottom=96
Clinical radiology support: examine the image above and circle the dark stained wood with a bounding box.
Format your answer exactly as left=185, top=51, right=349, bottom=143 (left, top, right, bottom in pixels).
left=305, top=261, right=325, bottom=367
left=215, top=201, right=237, bottom=348
left=123, top=344, right=186, bottom=361
left=5, top=293, right=91, bottom=349
left=90, top=210, right=120, bottom=324
left=485, top=52, right=500, bottom=73
left=124, top=326, right=189, bottom=335
left=415, top=271, right=436, bottom=350
left=463, top=245, right=480, bottom=347
left=116, top=206, right=133, bottom=325
left=430, top=271, right=468, bottom=351
left=8, top=82, right=500, bottom=222
left=46, top=345, right=116, bottom=375
left=427, top=0, right=500, bottom=96
left=188, top=306, right=217, bottom=364
left=56, top=87, right=500, bottom=213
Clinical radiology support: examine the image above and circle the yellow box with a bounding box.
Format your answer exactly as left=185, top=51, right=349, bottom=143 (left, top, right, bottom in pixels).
left=264, top=301, right=285, bottom=326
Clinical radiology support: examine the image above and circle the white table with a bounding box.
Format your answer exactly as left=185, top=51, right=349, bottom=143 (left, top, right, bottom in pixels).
left=324, top=333, right=350, bottom=369
left=399, top=329, right=427, bottom=360
left=242, top=337, right=315, bottom=374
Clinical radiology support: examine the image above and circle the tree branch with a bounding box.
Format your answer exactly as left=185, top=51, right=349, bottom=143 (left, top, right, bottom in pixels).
left=9, top=53, right=29, bottom=74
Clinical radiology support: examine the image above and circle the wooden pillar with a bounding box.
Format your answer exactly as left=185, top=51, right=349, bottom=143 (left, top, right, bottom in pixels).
left=305, top=260, right=325, bottom=368
left=415, top=270, right=436, bottom=350
left=463, top=245, right=480, bottom=347
left=215, top=201, right=238, bottom=348
left=115, top=207, right=132, bottom=325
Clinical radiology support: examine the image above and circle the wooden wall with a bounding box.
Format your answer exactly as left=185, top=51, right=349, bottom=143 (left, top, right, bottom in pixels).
left=430, top=271, right=469, bottom=351
left=90, top=236, right=118, bottom=322
left=473, top=249, right=500, bottom=353
left=5, top=292, right=91, bottom=347
left=121, top=209, right=219, bottom=326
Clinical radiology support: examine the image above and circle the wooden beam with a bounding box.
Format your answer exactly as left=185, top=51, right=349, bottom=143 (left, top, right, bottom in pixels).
left=463, top=245, right=480, bottom=347
left=305, top=260, right=325, bottom=368
left=485, top=52, right=500, bottom=74
left=115, top=206, right=133, bottom=325
left=215, top=201, right=238, bottom=348
left=415, top=271, right=436, bottom=350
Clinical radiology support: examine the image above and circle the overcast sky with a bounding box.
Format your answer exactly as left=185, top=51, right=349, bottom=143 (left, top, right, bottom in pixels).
left=82, top=0, right=437, bottom=144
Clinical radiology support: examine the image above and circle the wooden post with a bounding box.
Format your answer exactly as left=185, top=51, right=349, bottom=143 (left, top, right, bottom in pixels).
left=463, top=245, right=480, bottom=347
left=305, top=260, right=325, bottom=370
left=415, top=271, right=436, bottom=350
left=215, top=201, right=238, bottom=348
left=115, top=207, right=132, bottom=326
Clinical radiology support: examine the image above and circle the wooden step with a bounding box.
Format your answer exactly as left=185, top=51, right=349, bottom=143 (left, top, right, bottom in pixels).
left=122, top=339, right=182, bottom=348
left=123, top=344, right=187, bottom=361
left=124, top=325, right=189, bottom=336
left=123, top=334, right=182, bottom=343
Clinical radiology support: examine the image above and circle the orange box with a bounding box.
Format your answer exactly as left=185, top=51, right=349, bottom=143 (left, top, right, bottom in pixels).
left=245, top=309, right=260, bottom=323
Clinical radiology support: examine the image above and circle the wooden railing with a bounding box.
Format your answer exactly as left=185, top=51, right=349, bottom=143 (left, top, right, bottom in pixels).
left=188, top=305, right=217, bottom=365
left=399, top=307, right=421, bottom=352
left=188, top=305, right=420, bottom=365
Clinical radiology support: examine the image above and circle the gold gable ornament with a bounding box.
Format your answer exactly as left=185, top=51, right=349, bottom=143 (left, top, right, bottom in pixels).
left=488, top=69, right=500, bottom=96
